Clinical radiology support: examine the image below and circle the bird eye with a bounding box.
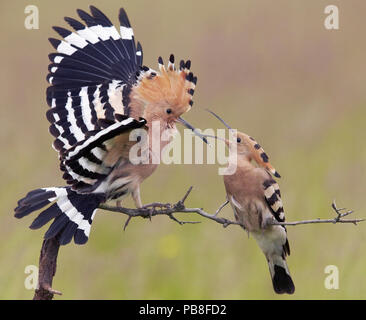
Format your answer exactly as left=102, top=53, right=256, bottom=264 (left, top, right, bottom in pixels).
left=166, top=108, right=172, bottom=114
left=237, top=138, right=241, bottom=143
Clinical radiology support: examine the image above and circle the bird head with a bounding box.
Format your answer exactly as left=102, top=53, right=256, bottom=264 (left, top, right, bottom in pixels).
left=130, top=55, right=207, bottom=142
left=204, top=110, right=281, bottom=178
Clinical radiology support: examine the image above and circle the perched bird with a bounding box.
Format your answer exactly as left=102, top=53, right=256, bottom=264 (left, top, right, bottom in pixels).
left=205, top=110, right=295, bottom=295
left=15, top=6, right=204, bottom=245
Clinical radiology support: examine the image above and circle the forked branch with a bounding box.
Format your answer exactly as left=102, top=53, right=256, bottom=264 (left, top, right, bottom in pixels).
left=99, top=187, right=364, bottom=228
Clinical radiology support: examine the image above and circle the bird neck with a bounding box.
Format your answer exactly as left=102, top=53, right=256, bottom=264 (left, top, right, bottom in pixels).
left=126, top=95, right=176, bottom=162
left=228, top=152, right=255, bottom=169
left=146, top=117, right=177, bottom=160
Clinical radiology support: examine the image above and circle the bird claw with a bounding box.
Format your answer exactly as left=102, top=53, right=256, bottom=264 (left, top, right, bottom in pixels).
left=140, top=202, right=171, bottom=221
left=142, top=202, right=170, bottom=210
left=261, top=217, right=275, bottom=230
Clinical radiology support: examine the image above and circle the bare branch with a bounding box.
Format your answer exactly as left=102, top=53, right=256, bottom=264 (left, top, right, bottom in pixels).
left=180, top=186, right=193, bottom=204
left=272, top=201, right=363, bottom=226
left=33, top=237, right=62, bottom=300
left=35, top=187, right=363, bottom=300
left=99, top=187, right=364, bottom=229
left=99, top=187, right=243, bottom=229
left=168, top=213, right=201, bottom=225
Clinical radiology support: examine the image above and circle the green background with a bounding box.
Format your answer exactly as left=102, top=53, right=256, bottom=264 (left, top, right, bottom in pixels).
left=1, top=0, right=365, bottom=299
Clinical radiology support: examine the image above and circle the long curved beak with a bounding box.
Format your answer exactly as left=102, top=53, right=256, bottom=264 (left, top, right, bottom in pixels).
left=177, top=117, right=209, bottom=144
left=200, top=134, right=230, bottom=147
left=206, top=109, right=233, bottom=131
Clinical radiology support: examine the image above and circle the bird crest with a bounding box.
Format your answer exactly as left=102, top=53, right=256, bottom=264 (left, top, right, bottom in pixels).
left=133, top=55, right=197, bottom=115
left=240, top=132, right=281, bottom=178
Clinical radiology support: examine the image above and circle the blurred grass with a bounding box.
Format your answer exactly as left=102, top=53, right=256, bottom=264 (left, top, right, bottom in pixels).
left=0, top=0, right=366, bottom=299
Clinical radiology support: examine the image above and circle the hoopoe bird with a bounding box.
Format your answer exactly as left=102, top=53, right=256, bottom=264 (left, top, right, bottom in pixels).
left=206, top=110, right=295, bottom=294
left=15, top=6, right=203, bottom=245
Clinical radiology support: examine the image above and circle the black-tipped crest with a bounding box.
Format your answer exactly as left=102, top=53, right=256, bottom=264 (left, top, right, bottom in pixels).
left=179, top=60, right=185, bottom=70
left=169, top=54, right=175, bottom=64
left=274, top=171, right=281, bottom=178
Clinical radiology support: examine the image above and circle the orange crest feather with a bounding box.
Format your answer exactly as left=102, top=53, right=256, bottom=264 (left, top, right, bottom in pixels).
left=244, top=134, right=281, bottom=178
left=133, top=55, right=196, bottom=113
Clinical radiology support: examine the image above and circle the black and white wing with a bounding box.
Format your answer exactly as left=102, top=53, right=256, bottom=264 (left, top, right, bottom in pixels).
left=262, top=178, right=290, bottom=255
left=45, top=6, right=146, bottom=192
left=60, top=115, right=146, bottom=193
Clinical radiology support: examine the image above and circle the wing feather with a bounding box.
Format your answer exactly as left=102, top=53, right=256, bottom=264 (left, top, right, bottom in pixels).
left=46, top=6, right=143, bottom=157
left=262, top=178, right=290, bottom=255
left=61, top=116, right=146, bottom=192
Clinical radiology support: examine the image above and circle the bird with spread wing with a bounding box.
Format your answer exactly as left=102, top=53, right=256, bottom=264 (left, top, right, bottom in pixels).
left=15, top=6, right=204, bottom=245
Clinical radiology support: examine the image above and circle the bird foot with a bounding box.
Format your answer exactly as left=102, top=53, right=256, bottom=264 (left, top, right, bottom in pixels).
left=141, top=202, right=171, bottom=210
left=261, top=217, right=275, bottom=230
left=140, top=202, right=172, bottom=221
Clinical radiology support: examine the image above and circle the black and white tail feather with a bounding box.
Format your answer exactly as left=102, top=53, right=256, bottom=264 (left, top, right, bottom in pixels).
left=253, top=229, right=295, bottom=294
left=15, top=6, right=149, bottom=245
left=15, top=188, right=105, bottom=245
left=259, top=177, right=295, bottom=294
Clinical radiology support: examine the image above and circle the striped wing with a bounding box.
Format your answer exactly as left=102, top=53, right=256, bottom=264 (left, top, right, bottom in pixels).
left=262, top=178, right=290, bottom=255
left=46, top=6, right=143, bottom=157
left=60, top=115, right=146, bottom=193
left=263, top=178, right=285, bottom=222
left=45, top=6, right=150, bottom=192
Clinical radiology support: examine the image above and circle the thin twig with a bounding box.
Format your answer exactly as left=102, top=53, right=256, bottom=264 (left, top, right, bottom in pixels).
left=123, top=216, right=132, bottom=231
left=215, top=200, right=229, bottom=216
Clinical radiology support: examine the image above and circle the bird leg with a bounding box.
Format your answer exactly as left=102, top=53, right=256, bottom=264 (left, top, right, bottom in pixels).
left=131, top=185, right=143, bottom=208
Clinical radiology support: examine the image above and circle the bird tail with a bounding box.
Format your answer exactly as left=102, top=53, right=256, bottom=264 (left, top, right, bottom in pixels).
left=252, top=227, right=295, bottom=294
left=15, top=187, right=105, bottom=245
left=267, top=253, right=295, bottom=295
